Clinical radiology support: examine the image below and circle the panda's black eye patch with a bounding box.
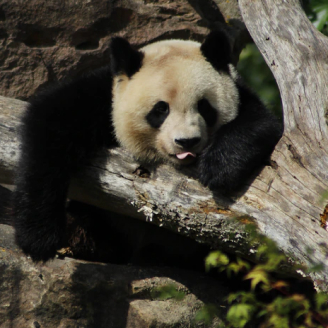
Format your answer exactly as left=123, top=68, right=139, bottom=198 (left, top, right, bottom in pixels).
left=146, top=101, right=170, bottom=128
left=197, top=98, right=217, bottom=127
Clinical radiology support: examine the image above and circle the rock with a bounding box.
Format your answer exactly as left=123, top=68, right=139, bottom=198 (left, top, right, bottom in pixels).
left=0, top=0, right=250, bottom=101
left=0, top=225, right=228, bottom=328
left=0, top=0, right=208, bottom=100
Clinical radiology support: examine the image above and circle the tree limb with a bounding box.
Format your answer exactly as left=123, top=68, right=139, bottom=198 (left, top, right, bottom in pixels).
left=239, top=0, right=328, bottom=288
left=1, top=91, right=328, bottom=290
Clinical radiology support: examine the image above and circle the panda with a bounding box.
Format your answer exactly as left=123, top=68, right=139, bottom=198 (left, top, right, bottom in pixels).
left=13, top=31, right=282, bottom=262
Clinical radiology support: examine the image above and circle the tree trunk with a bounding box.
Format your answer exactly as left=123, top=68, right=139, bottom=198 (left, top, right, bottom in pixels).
left=239, top=0, right=328, bottom=290
left=1, top=0, right=328, bottom=291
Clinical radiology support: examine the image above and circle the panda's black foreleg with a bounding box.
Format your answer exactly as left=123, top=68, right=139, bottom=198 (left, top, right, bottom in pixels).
left=13, top=158, right=70, bottom=261
left=13, top=68, right=114, bottom=262
left=13, top=105, right=81, bottom=261
left=198, top=86, right=283, bottom=192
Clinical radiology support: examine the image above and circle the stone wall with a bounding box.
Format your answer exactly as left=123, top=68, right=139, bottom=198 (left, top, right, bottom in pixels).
left=0, top=0, right=246, bottom=100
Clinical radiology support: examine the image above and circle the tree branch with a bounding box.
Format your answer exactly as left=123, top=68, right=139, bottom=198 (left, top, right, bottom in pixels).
left=1, top=91, right=328, bottom=290
left=238, top=0, right=328, bottom=288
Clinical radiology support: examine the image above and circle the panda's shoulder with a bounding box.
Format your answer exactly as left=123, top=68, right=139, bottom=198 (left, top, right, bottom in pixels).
left=28, top=66, right=113, bottom=115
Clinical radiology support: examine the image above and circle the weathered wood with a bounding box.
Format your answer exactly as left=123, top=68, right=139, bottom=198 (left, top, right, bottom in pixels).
left=0, top=96, right=250, bottom=256
left=238, top=0, right=328, bottom=289
left=1, top=89, right=328, bottom=290
left=0, top=97, right=22, bottom=184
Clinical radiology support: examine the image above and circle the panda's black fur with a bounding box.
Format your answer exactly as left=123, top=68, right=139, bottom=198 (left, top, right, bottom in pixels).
left=198, top=80, right=281, bottom=190
left=13, top=31, right=282, bottom=262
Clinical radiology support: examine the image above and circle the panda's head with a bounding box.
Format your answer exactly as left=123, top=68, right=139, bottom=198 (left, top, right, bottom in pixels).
left=110, top=31, right=239, bottom=165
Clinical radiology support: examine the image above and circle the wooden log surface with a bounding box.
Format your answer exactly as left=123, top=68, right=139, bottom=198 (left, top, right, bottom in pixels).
left=239, top=0, right=328, bottom=289
left=1, top=92, right=328, bottom=290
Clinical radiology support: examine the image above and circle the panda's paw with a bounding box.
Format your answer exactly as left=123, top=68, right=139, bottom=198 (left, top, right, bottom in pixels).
left=15, top=225, right=64, bottom=262
left=197, top=159, right=224, bottom=189
left=199, top=172, right=228, bottom=191
left=198, top=167, right=213, bottom=188
left=198, top=157, right=238, bottom=192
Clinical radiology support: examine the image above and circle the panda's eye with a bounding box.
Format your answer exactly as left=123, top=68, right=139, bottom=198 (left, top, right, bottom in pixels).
left=197, top=98, right=217, bottom=127
left=154, top=101, right=169, bottom=114
left=146, top=101, right=170, bottom=128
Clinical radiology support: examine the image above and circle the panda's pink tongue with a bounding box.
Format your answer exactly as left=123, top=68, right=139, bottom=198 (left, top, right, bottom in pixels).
left=176, top=152, right=196, bottom=160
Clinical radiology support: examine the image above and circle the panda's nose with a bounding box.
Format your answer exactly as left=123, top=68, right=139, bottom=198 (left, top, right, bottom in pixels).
left=175, top=137, right=201, bottom=148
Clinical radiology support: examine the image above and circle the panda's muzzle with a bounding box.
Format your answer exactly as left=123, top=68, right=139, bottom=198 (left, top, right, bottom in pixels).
left=174, top=137, right=201, bottom=148
left=173, top=137, right=201, bottom=162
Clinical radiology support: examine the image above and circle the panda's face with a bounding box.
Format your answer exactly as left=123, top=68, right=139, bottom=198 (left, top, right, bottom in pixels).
left=112, top=40, right=239, bottom=165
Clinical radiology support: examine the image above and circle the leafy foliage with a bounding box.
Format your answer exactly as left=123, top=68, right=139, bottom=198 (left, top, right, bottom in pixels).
left=237, top=45, right=282, bottom=119
left=195, top=304, right=221, bottom=326
left=152, top=283, right=186, bottom=301
left=304, top=0, right=328, bottom=35
left=197, top=226, right=328, bottom=328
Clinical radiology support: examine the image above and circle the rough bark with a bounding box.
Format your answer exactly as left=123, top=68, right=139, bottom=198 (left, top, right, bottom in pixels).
left=239, top=0, right=328, bottom=290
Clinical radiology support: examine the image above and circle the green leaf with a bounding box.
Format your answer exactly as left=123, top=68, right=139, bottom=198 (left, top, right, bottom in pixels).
left=315, top=292, right=328, bottom=311
left=238, top=45, right=282, bottom=117
left=227, top=258, right=251, bottom=276
left=257, top=309, right=268, bottom=318
left=311, top=0, right=328, bottom=31
left=227, top=291, right=257, bottom=305
left=245, top=268, right=270, bottom=291
left=227, top=304, right=255, bottom=328
left=263, top=254, right=286, bottom=271
left=267, top=313, right=290, bottom=328
left=153, top=284, right=186, bottom=301
left=205, top=250, right=229, bottom=272
left=194, top=304, right=218, bottom=325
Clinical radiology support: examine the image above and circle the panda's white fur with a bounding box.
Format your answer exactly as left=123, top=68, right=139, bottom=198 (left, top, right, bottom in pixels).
left=13, top=31, right=282, bottom=262
left=112, top=39, right=239, bottom=164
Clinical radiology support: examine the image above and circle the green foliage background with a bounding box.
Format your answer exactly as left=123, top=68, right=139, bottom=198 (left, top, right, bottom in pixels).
left=237, top=45, right=282, bottom=118
left=200, top=225, right=328, bottom=328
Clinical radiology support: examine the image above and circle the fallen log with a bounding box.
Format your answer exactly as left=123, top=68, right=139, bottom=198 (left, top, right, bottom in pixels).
left=0, top=89, right=327, bottom=291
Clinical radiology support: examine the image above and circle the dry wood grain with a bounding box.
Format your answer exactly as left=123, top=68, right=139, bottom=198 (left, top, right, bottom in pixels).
left=1, top=91, right=328, bottom=290
left=238, top=0, right=328, bottom=289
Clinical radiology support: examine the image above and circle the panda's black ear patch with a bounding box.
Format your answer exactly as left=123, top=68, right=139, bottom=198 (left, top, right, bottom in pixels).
left=201, top=30, right=231, bottom=73
left=109, top=37, right=144, bottom=78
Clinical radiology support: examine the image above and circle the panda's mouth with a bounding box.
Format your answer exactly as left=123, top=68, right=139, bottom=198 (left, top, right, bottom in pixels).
left=168, top=152, right=198, bottom=165
left=176, top=152, right=197, bottom=160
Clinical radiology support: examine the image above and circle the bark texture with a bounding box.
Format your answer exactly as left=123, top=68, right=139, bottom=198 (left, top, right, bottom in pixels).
left=239, top=0, right=328, bottom=290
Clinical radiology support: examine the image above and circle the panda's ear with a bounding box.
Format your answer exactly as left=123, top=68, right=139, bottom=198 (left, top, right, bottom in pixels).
left=109, top=37, right=144, bottom=78
left=200, top=30, right=232, bottom=73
